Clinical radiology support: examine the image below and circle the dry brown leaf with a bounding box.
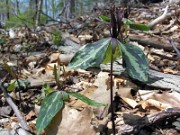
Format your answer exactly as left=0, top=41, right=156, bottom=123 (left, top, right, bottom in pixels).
left=45, top=105, right=97, bottom=135
left=20, top=69, right=31, bottom=78
left=115, top=78, right=127, bottom=88
left=45, top=63, right=58, bottom=70
left=139, top=90, right=180, bottom=108
left=25, top=111, right=36, bottom=121
left=25, top=56, right=37, bottom=63
left=49, top=53, right=60, bottom=63
left=121, top=96, right=138, bottom=108
left=78, top=35, right=93, bottom=43
left=69, top=35, right=81, bottom=44
left=69, top=85, right=97, bottom=109
left=161, top=68, right=178, bottom=74
left=170, top=25, right=178, bottom=32
left=91, top=72, right=110, bottom=118
left=140, top=99, right=171, bottom=110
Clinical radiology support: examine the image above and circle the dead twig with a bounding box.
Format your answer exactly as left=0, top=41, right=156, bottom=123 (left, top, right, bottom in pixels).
left=148, top=6, right=180, bottom=29
left=0, top=81, right=30, bottom=132
left=169, top=39, right=180, bottom=58
left=148, top=5, right=168, bottom=29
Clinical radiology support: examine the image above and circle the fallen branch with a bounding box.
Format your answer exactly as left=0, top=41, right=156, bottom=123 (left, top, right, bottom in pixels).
left=119, top=107, right=180, bottom=134
left=0, top=82, right=30, bottom=132
left=150, top=52, right=178, bottom=61
left=129, top=34, right=180, bottom=51
left=148, top=6, right=180, bottom=29
left=148, top=5, right=169, bottom=29
left=169, top=39, right=180, bottom=58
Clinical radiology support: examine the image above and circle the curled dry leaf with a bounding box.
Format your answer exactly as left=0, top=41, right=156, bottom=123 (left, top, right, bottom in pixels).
left=115, top=78, right=127, bottom=88
left=138, top=90, right=180, bottom=108
left=139, top=99, right=171, bottom=110
left=45, top=63, right=58, bottom=70
left=121, top=96, right=138, bottom=108
left=78, top=35, right=93, bottom=43
left=25, top=111, right=36, bottom=121
left=49, top=53, right=60, bottom=63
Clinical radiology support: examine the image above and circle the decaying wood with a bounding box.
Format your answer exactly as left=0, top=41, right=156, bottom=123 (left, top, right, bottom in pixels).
left=129, top=34, right=180, bottom=52
left=119, top=107, right=180, bottom=134
left=100, top=60, right=180, bottom=92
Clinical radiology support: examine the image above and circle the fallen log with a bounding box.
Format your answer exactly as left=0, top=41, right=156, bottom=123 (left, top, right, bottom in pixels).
left=129, top=34, right=180, bottom=52
left=100, top=60, right=180, bottom=92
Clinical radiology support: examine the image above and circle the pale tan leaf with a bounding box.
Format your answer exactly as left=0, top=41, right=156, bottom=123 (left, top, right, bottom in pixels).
left=121, top=96, right=138, bottom=108
left=140, top=99, right=171, bottom=110
left=45, top=105, right=97, bottom=135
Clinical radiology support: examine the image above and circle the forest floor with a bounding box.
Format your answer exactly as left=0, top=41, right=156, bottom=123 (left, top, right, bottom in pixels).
left=0, top=1, right=180, bottom=135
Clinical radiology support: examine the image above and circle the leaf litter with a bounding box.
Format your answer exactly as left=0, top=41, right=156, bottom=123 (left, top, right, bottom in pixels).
left=0, top=1, right=180, bottom=135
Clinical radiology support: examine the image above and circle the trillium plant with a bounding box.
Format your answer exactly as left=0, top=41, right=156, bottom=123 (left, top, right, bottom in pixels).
left=68, top=7, right=149, bottom=134
left=36, top=7, right=149, bottom=135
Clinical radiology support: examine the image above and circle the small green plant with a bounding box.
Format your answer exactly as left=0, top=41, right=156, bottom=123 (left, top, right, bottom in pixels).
left=36, top=65, right=105, bottom=135
left=0, top=35, right=6, bottom=46
left=52, top=30, right=62, bottom=45
left=3, top=62, right=30, bottom=112
left=3, top=62, right=30, bottom=91
left=68, top=7, right=149, bottom=134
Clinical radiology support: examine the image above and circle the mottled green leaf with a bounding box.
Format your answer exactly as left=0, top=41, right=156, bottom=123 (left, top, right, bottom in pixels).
left=130, top=23, right=150, bottom=31
left=120, top=43, right=149, bottom=82
left=99, top=15, right=111, bottom=22
left=68, top=92, right=106, bottom=107
left=102, top=38, right=121, bottom=64
left=15, top=79, right=30, bottom=89
left=68, top=38, right=111, bottom=69
left=36, top=91, right=64, bottom=135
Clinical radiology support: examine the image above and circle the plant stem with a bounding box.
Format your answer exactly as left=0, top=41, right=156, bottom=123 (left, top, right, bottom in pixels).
left=125, top=24, right=129, bottom=44
left=110, top=51, right=116, bottom=135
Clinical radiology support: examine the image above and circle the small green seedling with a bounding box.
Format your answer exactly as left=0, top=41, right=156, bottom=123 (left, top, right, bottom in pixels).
left=52, top=30, right=62, bottom=45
